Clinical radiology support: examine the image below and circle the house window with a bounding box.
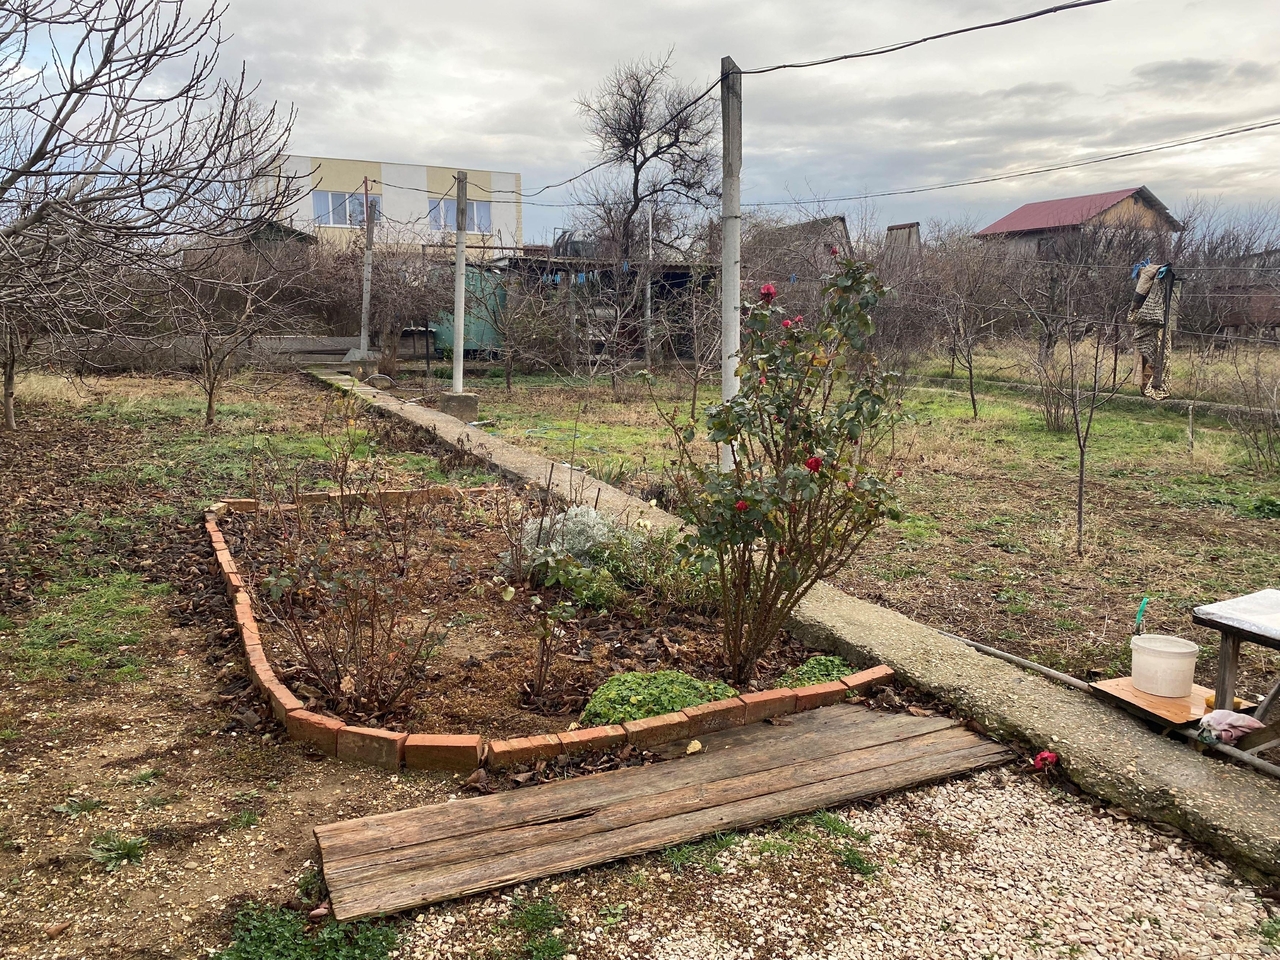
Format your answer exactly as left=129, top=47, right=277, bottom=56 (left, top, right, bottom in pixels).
left=312, top=190, right=381, bottom=226
left=429, top=198, right=492, bottom=232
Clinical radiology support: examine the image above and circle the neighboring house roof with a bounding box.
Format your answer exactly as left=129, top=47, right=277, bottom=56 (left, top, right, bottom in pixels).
left=974, top=186, right=1181, bottom=237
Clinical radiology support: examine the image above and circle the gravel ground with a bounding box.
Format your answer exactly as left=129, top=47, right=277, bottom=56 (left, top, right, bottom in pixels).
left=394, top=768, right=1274, bottom=960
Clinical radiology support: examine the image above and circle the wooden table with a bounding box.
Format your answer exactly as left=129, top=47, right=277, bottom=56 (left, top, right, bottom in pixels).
left=1192, top=589, right=1280, bottom=721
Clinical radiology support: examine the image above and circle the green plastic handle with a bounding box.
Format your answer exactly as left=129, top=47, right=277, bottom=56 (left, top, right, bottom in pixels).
left=1135, top=597, right=1149, bottom=634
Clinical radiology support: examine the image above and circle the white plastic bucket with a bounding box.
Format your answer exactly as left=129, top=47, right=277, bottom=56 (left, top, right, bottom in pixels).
left=1130, top=634, right=1198, bottom=698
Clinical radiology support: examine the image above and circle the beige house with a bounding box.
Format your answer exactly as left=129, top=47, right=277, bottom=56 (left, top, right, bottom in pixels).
left=279, top=155, right=523, bottom=254
left=975, top=186, right=1181, bottom=256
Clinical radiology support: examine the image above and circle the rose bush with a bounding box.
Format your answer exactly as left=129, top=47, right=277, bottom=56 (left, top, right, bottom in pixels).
left=660, top=260, right=901, bottom=684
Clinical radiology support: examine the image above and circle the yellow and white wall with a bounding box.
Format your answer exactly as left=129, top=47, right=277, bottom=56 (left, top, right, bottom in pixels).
left=280, top=155, right=522, bottom=253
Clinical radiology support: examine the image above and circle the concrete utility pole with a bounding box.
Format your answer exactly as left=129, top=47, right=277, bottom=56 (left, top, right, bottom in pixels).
left=720, top=55, right=742, bottom=471
left=644, top=204, right=653, bottom=367
left=358, top=177, right=375, bottom=359
left=452, top=171, right=468, bottom=393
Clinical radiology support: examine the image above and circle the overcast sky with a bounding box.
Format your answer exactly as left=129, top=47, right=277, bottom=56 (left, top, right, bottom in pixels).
left=221, top=0, right=1280, bottom=242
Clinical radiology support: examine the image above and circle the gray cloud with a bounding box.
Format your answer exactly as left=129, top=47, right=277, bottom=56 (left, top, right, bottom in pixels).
left=218, top=0, right=1280, bottom=240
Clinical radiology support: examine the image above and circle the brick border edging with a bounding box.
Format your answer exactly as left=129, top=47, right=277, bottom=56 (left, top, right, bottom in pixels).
left=204, top=493, right=895, bottom=774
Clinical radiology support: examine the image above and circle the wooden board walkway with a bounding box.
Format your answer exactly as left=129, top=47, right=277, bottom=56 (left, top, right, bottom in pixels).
left=315, top=704, right=1012, bottom=920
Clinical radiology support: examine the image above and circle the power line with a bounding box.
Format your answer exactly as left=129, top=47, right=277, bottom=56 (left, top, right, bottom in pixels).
left=474, top=0, right=1117, bottom=201
left=378, top=112, right=1280, bottom=216
left=739, top=0, right=1115, bottom=76
left=742, top=115, right=1280, bottom=208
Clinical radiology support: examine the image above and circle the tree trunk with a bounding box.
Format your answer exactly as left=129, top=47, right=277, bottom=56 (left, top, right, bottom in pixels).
left=504, top=352, right=513, bottom=393
left=2, top=343, right=16, bottom=431
left=967, top=361, right=978, bottom=419
left=205, top=385, right=217, bottom=427
left=1075, top=443, right=1086, bottom=557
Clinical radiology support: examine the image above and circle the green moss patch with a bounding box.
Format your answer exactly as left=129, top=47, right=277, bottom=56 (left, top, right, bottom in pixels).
left=777, top=655, right=851, bottom=689
left=581, top=670, right=737, bottom=726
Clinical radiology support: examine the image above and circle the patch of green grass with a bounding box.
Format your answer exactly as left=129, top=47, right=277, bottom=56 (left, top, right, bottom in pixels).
left=662, top=832, right=741, bottom=874
left=524, top=934, right=568, bottom=960
left=213, top=903, right=397, bottom=960
left=777, top=655, right=851, bottom=689
left=581, top=670, right=736, bottom=726
left=599, top=904, right=627, bottom=927
left=228, top=810, right=260, bottom=830
left=840, top=847, right=879, bottom=876
left=0, top=614, right=15, bottom=631
left=15, top=574, right=165, bottom=679
left=88, top=832, right=147, bottom=872
left=128, top=768, right=163, bottom=786
left=297, top=868, right=326, bottom=905
left=505, top=897, right=564, bottom=936
left=805, top=810, right=871, bottom=841
left=52, top=797, right=104, bottom=818
left=1260, top=917, right=1280, bottom=946
left=753, top=838, right=797, bottom=857
left=0, top=728, right=17, bottom=742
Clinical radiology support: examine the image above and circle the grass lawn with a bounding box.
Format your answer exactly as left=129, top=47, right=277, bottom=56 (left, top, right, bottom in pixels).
left=463, top=372, right=1280, bottom=695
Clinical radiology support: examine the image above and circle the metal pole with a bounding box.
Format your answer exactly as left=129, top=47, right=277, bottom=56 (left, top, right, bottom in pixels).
left=720, top=55, right=742, bottom=472
left=358, top=177, right=374, bottom=359
left=452, top=172, right=468, bottom=394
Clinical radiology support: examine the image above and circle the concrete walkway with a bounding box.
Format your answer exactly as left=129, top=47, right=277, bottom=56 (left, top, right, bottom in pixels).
left=310, top=370, right=1280, bottom=880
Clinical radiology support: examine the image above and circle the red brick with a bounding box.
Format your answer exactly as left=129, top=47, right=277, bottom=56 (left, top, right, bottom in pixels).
left=623, top=711, right=691, bottom=749
left=404, top=734, right=484, bottom=772
left=285, top=710, right=344, bottom=756
left=224, top=498, right=259, bottom=513
left=265, top=677, right=303, bottom=723
left=486, top=734, right=564, bottom=769
left=238, top=617, right=261, bottom=648
left=556, top=725, right=627, bottom=755
left=337, top=726, right=407, bottom=770
left=222, top=568, right=245, bottom=594
left=683, top=698, right=746, bottom=736
left=794, top=680, right=850, bottom=711
left=233, top=595, right=255, bottom=628
left=245, top=646, right=274, bottom=693
left=295, top=491, right=331, bottom=505
left=840, top=665, right=896, bottom=694
left=739, top=689, right=797, bottom=724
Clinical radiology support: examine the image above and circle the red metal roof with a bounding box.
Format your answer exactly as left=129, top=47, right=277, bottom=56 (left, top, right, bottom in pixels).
left=975, top=187, right=1152, bottom=237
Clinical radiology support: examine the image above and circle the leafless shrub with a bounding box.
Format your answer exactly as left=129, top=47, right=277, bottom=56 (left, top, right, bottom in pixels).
left=1227, top=344, right=1280, bottom=475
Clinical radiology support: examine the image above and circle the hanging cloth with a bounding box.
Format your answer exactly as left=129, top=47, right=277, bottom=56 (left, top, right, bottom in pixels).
left=1127, top=263, right=1176, bottom=398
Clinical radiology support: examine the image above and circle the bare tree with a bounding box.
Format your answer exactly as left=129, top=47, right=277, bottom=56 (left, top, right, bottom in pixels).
left=921, top=226, right=1010, bottom=418
left=149, top=241, right=314, bottom=425
left=0, top=0, right=299, bottom=428
left=573, top=52, right=719, bottom=368
left=574, top=51, right=719, bottom=260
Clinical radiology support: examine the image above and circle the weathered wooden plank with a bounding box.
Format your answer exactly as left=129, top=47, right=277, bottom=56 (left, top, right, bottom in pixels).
left=325, top=724, right=978, bottom=887
left=330, top=736, right=1009, bottom=920
left=317, top=707, right=935, bottom=863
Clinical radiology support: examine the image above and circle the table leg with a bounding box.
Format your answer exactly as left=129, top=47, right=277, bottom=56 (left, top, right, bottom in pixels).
left=1213, top=632, right=1240, bottom=711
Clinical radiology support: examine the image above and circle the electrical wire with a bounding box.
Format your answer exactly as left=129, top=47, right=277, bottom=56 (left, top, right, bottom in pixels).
left=738, top=0, right=1115, bottom=76
left=743, top=115, right=1280, bottom=208
left=471, top=0, right=1118, bottom=200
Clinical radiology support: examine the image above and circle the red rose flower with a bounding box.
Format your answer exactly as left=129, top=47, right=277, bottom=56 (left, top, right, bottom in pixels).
left=782, top=319, right=791, bottom=329
left=759, top=376, right=767, bottom=385
left=829, top=246, right=839, bottom=256
left=1033, top=750, right=1059, bottom=770
left=804, top=455, right=822, bottom=473
left=792, top=315, right=802, bottom=325
left=760, top=283, right=777, bottom=303
left=735, top=500, right=749, bottom=512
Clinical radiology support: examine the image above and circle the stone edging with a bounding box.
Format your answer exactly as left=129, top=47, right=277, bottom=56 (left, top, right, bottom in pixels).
left=204, top=493, right=896, bottom=774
